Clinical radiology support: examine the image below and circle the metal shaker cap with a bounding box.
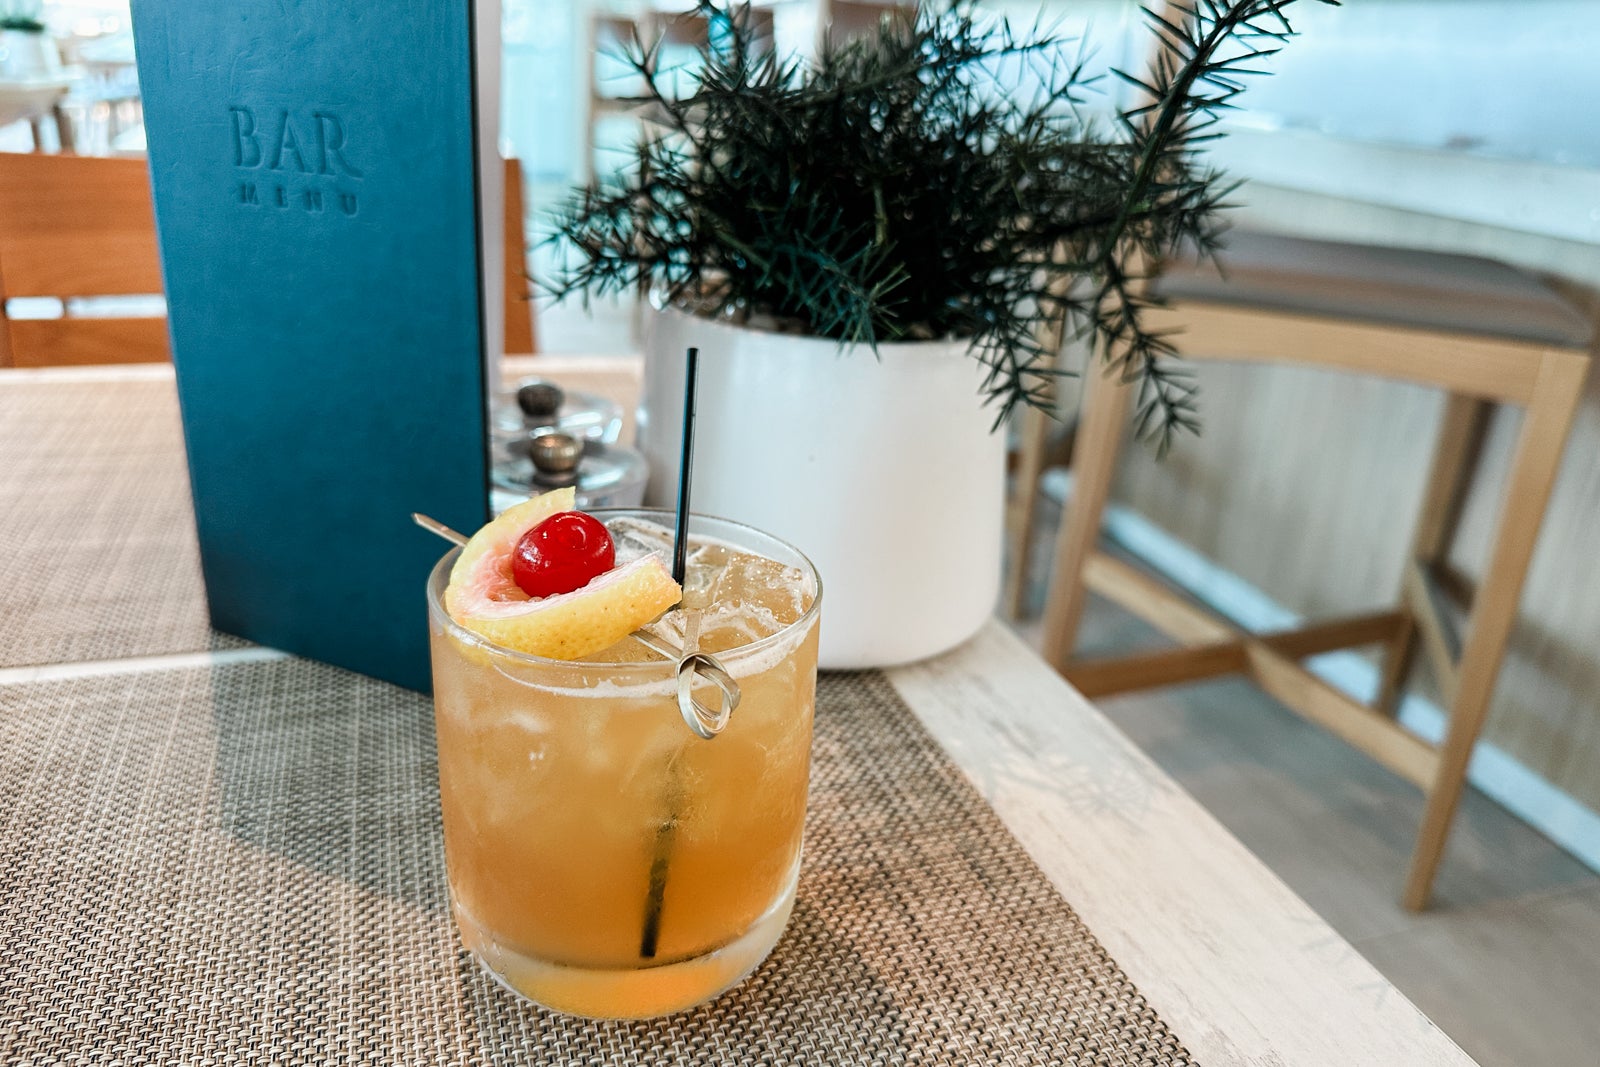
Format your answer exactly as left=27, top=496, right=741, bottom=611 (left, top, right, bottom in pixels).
left=529, top=431, right=583, bottom=488
left=517, top=380, right=565, bottom=421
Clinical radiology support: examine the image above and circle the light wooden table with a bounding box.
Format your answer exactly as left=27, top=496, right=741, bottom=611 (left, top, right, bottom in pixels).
left=1, top=358, right=1477, bottom=1066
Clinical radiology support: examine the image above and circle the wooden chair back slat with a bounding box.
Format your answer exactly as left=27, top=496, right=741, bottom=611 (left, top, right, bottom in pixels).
left=0, top=153, right=164, bottom=298
left=0, top=151, right=168, bottom=367
left=7, top=316, right=169, bottom=367
left=822, top=1, right=917, bottom=49
left=504, top=156, right=537, bottom=356
left=0, top=151, right=542, bottom=366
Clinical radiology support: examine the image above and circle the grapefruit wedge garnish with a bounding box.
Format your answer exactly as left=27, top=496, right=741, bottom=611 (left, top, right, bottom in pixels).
left=443, top=488, right=682, bottom=660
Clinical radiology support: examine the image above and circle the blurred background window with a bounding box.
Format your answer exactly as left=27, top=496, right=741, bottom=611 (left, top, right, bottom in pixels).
left=499, top=0, right=1599, bottom=244
left=14, top=1, right=1590, bottom=243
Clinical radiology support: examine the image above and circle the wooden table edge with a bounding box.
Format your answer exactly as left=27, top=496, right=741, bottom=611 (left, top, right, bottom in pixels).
left=885, top=619, right=1478, bottom=1067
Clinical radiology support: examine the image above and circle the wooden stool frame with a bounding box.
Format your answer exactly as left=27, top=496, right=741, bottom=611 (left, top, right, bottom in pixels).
left=1032, top=299, right=1590, bottom=910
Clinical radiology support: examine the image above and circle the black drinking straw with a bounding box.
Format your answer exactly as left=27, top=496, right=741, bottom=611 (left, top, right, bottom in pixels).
left=640, top=346, right=699, bottom=960
left=670, top=347, right=698, bottom=585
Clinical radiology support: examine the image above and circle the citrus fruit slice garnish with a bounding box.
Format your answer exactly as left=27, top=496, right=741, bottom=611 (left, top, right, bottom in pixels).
left=444, top=489, right=682, bottom=660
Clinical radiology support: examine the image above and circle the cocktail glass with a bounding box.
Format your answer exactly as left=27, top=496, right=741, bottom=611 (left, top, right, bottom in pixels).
left=426, top=509, right=821, bottom=1018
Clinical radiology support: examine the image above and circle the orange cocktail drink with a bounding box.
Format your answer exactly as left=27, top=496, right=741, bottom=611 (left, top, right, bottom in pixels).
left=427, top=505, right=820, bottom=1018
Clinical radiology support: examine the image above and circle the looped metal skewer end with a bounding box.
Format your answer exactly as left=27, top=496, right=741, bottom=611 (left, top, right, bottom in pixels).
left=677, top=651, right=740, bottom=739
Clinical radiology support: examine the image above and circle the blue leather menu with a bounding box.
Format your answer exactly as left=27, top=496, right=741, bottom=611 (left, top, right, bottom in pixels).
left=130, top=1, right=490, bottom=691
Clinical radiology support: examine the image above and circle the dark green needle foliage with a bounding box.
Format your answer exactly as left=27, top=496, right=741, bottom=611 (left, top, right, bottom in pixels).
left=547, top=0, right=1337, bottom=449
left=0, top=2, right=45, bottom=33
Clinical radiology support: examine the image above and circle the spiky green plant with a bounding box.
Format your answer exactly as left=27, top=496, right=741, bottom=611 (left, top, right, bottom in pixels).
left=0, top=1, right=44, bottom=33
left=547, top=0, right=1337, bottom=447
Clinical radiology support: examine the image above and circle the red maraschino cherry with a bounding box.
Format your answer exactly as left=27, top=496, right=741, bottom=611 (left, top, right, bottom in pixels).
left=511, top=511, right=616, bottom=598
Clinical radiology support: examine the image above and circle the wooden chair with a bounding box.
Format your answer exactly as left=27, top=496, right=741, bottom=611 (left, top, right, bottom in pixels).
left=582, top=8, right=776, bottom=183
left=583, top=15, right=648, bottom=184
left=0, top=151, right=536, bottom=367
left=1023, top=230, right=1593, bottom=910
left=0, top=151, right=167, bottom=366
left=648, top=5, right=775, bottom=63
left=820, top=1, right=917, bottom=50
left=502, top=155, right=537, bottom=356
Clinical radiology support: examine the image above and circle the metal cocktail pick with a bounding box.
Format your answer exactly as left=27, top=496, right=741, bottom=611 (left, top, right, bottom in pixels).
left=418, top=505, right=680, bottom=659
left=408, top=508, right=740, bottom=735
left=413, top=512, right=683, bottom=661
left=663, top=346, right=743, bottom=738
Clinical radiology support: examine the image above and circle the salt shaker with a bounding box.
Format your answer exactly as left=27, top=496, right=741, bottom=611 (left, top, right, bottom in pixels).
left=491, top=430, right=650, bottom=515
left=493, top=377, right=624, bottom=444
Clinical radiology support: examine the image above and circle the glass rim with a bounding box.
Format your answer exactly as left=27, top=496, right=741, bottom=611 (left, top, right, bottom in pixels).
left=426, top=506, right=823, bottom=671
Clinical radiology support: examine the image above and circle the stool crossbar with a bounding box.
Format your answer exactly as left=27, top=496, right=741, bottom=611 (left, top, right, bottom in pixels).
left=1028, top=233, right=1593, bottom=910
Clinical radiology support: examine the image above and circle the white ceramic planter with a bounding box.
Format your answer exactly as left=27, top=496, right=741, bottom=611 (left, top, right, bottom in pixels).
left=641, top=307, right=1005, bottom=670
left=0, top=30, right=59, bottom=80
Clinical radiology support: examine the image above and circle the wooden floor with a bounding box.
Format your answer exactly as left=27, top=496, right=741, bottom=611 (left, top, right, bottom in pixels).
left=1011, top=494, right=1600, bottom=1067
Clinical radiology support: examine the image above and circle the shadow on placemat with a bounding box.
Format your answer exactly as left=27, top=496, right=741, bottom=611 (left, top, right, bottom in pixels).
left=0, top=660, right=1194, bottom=1065
left=206, top=655, right=447, bottom=914
left=0, top=377, right=250, bottom=667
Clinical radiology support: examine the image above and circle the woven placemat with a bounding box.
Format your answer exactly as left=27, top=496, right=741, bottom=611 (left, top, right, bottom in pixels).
left=0, top=658, right=1194, bottom=1065
left=0, top=378, right=243, bottom=667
